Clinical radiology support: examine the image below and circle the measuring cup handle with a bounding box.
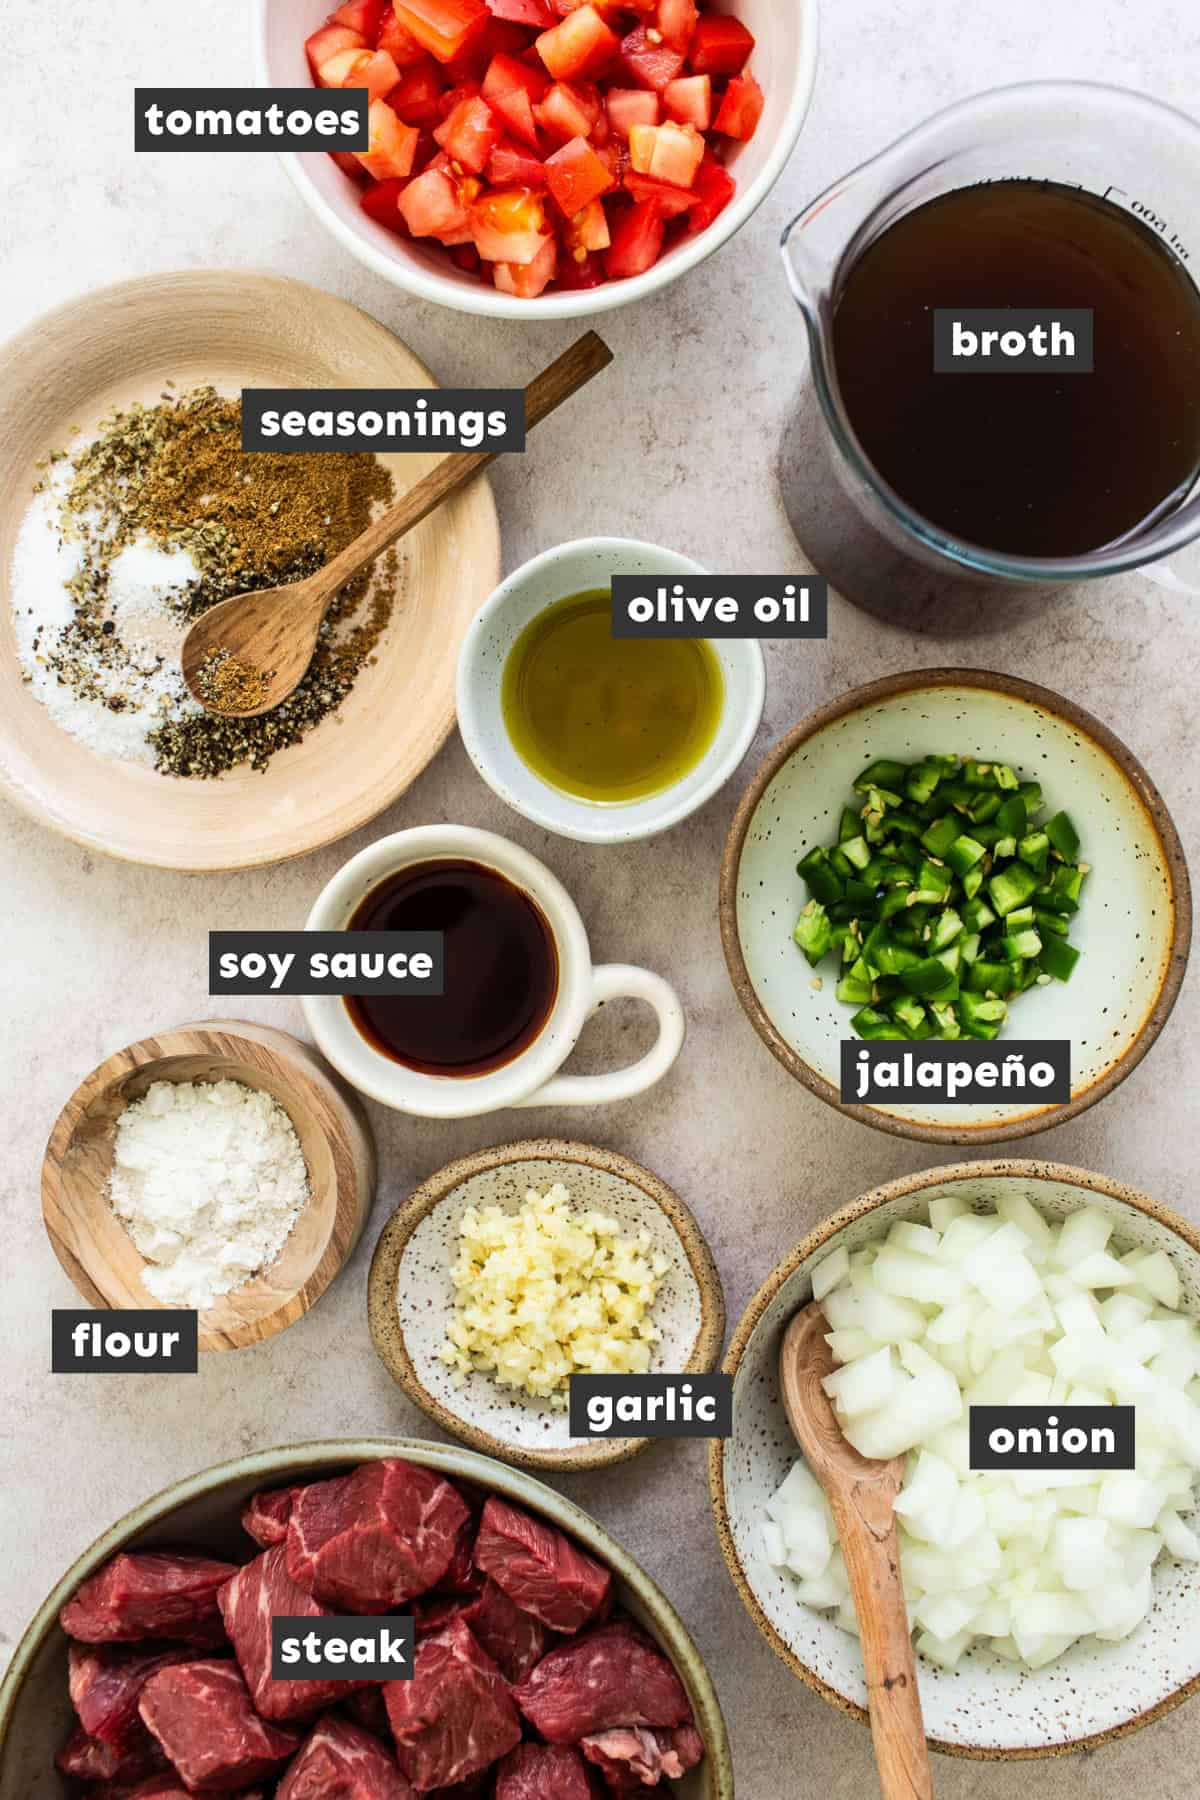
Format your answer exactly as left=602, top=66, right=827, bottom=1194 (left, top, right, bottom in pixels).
left=514, top=965, right=685, bottom=1109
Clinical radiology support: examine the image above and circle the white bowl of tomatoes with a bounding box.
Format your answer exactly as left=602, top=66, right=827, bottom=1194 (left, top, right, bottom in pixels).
left=256, top=0, right=819, bottom=316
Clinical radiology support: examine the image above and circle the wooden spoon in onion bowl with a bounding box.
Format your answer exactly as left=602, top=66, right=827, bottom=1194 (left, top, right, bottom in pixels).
left=780, top=1305, right=934, bottom=1800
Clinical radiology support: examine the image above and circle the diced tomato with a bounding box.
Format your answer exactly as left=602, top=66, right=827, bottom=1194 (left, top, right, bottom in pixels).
left=556, top=248, right=604, bottom=288
left=319, top=47, right=374, bottom=86
left=483, top=51, right=550, bottom=102
left=534, top=80, right=600, bottom=142
left=564, top=194, right=611, bottom=249
left=713, top=70, right=762, bottom=140
left=605, top=197, right=665, bottom=277
left=493, top=233, right=558, bottom=296
left=304, top=0, right=755, bottom=294
left=686, top=151, right=735, bottom=230
left=628, top=118, right=703, bottom=186
left=488, top=85, right=539, bottom=146
left=486, top=0, right=556, bottom=23
left=470, top=186, right=550, bottom=261
left=378, top=6, right=430, bottom=67
left=334, top=0, right=388, bottom=37
left=388, top=56, right=447, bottom=122
left=434, top=93, right=503, bottom=169
left=355, top=98, right=421, bottom=177
left=663, top=72, right=710, bottom=129
left=656, top=0, right=698, bottom=51
left=688, top=14, right=754, bottom=75
left=605, top=87, right=659, bottom=138
left=536, top=7, right=620, bottom=82
left=618, top=23, right=684, bottom=91
left=330, top=148, right=370, bottom=180
left=328, top=48, right=404, bottom=101
left=544, top=134, right=614, bottom=215
left=398, top=165, right=472, bottom=235
left=623, top=168, right=694, bottom=217
left=307, top=24, right=367, bottom=84
left=360, top=176, right=412, bottom=231
left=487, top=138, right=547, bottom=186
left=393, top=0, right=490, bottom=62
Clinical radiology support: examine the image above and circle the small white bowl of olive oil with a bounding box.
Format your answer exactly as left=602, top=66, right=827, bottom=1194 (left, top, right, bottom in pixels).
left=457, top=539, right=766, bottom=845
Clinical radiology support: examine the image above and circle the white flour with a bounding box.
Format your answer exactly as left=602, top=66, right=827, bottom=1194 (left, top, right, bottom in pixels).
left=109, top=1079, right=310, bottom=1311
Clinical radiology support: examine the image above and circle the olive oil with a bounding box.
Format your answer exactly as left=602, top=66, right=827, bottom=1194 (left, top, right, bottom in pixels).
left=502, top=589, right=724, bottom=804
left=832, top=181, right=1200, bottom=558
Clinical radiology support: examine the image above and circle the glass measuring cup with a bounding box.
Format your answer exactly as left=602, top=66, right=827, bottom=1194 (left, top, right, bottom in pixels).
left=782, top=82, right=1200, bottom=587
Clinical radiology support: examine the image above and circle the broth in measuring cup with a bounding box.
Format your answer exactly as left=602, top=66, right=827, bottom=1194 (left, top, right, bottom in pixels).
left=832, top=181, right=1200, bottom=558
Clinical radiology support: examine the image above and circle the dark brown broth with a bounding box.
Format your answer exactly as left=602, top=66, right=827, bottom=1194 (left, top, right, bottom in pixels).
left=832, top=181, right=1200, bottom=557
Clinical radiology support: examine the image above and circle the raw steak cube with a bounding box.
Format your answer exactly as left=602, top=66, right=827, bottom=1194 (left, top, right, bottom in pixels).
left=346, top=1685, right=393, bottom=1737
left=413, top=1578, right=547, bottom=1684
left=384, top=1618, right=520, bottom=1791
left=218, top=1547, right=372, bottom=1722
left=580, top=1724, right=705, bottom=1789
left=98, top=1779, right=266, bottom=1800
left=242, top=1486, right=302, bottom=1549
left=473, top=1497, right=610, bottom=1632
left=468, top=1578, right=551, bottom=1684
left=276, top=1713, right=416, bottom=1800
left=55, top=1721, right=164, bottom=1784
left=496, top=1742, right=599, bottom=1798
left=287, top=1460, right=470, bottom=1613
left=513, top=1621, right=692, bottom=1743
left=139, top=1660, right=298, bottom=1791
left=439, top=1512, right=480, bottom=1594
left=69, top=1644, right=197, bottom=1747
left=60, top=1552, right=238, bottom=1646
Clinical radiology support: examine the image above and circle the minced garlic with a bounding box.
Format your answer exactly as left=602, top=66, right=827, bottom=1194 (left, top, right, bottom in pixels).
left=438, top=1183, right=669, bottom=1409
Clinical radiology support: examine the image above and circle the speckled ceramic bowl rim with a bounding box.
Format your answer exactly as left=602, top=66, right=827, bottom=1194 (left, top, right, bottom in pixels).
left=368, top=1139, right=726, bottom=1471
left=708, top=1158, right=1200, bottom=1759
left=0, top=1438, right=733, bottom=1800
left=719, top=667, right=1192, bottom=1146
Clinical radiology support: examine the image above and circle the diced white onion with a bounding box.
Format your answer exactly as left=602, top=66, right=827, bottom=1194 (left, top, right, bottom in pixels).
left=768, top=1197, right=1200, bottom=1672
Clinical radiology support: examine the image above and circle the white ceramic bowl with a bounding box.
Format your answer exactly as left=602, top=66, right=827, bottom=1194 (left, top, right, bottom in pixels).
left=254, top=0, right=819, bottom=318
left=368, top=1140, right=725, bottom=1469
left=721, top=669, right=1190, bottom=1143
left=303, top=824, right=685, bottom=1116
left=711, top=1160, right=1200, bottom=1757
left=458, top=538, right=765, bottom=842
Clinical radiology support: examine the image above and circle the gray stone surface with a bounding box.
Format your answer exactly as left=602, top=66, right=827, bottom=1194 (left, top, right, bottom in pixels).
left=3, top=0, right=1200, bottom=1791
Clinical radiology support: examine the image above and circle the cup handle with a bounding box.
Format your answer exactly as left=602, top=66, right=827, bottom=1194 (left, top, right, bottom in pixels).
left=513, top=965, right=685, bottom=1109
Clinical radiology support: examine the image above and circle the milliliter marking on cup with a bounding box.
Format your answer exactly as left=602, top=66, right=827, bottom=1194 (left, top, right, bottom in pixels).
left=1104, top=186, right=1190, bottom=259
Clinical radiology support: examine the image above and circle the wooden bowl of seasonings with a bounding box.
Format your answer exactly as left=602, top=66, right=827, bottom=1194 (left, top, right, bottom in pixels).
left=0, top=271, right=500, bottom=870
left=41, top=1020, right=376, bottom=1352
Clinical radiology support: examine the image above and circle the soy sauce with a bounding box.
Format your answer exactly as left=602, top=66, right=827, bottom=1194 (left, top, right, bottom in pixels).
left=346, top=860, right=558, bottom=1076
left=832, top=181, right=1200, bottom=557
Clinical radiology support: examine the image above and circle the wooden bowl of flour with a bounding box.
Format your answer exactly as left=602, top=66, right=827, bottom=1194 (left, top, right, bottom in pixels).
left=42, top=1020, right=376, bottom=1352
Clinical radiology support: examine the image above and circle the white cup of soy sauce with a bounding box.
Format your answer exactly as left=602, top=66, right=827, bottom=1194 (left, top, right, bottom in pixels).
left=303, top=826, right=685, bottom=1118
left=782, top=82, right=1200, bottom=589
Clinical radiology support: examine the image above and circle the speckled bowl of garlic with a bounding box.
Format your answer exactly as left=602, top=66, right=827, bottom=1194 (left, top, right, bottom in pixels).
left=710, top=1160, right=1200, bottom=1758
left=369, top=1140, right=725, bottom=1471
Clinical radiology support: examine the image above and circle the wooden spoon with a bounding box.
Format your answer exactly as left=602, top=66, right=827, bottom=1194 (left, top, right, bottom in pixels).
left=780, top=1305, right=933, bottom=1800
left=181, top=331, right=614, bottom=718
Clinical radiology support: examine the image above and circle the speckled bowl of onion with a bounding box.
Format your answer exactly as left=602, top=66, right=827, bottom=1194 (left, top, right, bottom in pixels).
left=710, top=1160, right=1200, bottom=1758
